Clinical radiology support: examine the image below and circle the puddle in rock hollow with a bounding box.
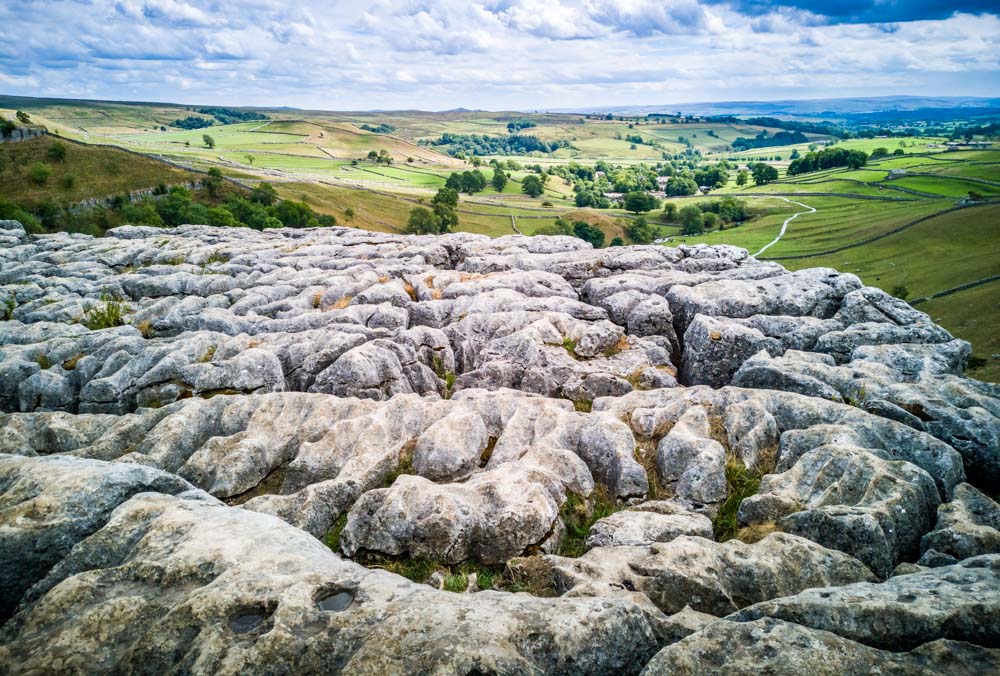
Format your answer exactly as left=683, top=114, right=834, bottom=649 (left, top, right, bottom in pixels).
left=316, top=590, right=354, bottom=611
left=229, top=612, right=266, bottom=634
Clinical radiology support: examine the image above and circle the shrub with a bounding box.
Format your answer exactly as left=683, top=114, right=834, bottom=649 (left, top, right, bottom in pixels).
left=83, top=293, right=126, bottom=330
left=60, top=173, right=76, bottom=190
left=46, top=142, right=67, bottom=162
left=29, top=162, right=53, bottom=185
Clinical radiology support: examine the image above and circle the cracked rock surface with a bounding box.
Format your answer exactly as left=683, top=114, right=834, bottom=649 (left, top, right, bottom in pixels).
left=1, top=220, right=998, bottom=674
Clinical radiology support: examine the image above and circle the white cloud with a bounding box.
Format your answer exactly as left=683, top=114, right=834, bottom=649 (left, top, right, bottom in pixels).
left=0, top=1, right=996, bottom=110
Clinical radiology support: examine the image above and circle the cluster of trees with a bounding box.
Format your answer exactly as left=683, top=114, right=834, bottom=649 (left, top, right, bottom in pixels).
left=693, top=162, right=730, bottom=189
left=710, top=116, right=846, bottom=139
left=732, top=130, right=809, bottom=151
left=623, top=191, right=660, bottom=213
left=869, top=147, right=905, bottom=160
left=406, top=188, right=459, bottom=234
left=626, top=215, right=658, bottom=244
left=506, top=120, right=537, bottom=132
left=171, top=107, right=268, bottom=130
left=787, top=147, right=868, bottom=175
left=444, top=168, right=508, bottom=194
left=4, top=178, right=334, bottom=236
left=172, top=116, right=214, bottom=130
left=365, top=149, right=394, bottom=165
left=360, top=123, right=396, bottom=134
left=535, top=217, right=604, bottom=247
left=662, top=196, right=750, bottom=235
left=420, top=133, right=571, bottom=156
left=521, top=174, right=545, bottom=197
left=197, top=107, right=268, bottom=125
left=751, top=162, right=779, bottom=185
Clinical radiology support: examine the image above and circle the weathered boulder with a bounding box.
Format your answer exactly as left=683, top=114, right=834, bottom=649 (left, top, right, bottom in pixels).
left=643, top=617, right=1000, bottom=675
left=680, top=314, right=783, bottom=387
left=585, top=503, right=713, bottom=550
left=545, top=533, right=876, bottom=616
left=729, top=555, right=1000, bottom=651
left=656, top=406, right=727, bottom=505
left=739, top=444, right=941, bottom=577
left=919, top=483, right=1000, bottom=566
left=0, top=454, right=199, bottom=619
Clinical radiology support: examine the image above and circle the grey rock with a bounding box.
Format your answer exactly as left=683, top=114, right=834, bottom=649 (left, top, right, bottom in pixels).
left=547, top=532, right=876, bottom=616
left=919, top=483, right=1000, bottom=565
left=656, top=407, right=727, bottom=505
left=738, top=444, right=941, bottom=577
left=729, top=555, right=1000, bottom=651
left=680, top=314, right=783, bottom=387
left=585, top=506, right=713, bottom=550
left=643, top=617, right=1000, bottom=675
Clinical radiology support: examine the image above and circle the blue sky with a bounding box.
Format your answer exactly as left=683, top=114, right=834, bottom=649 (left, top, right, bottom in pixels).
left=1, top=0, right=998, bottom=110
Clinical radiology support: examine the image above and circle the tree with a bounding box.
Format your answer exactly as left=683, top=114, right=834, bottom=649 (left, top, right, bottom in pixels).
left=572, top=221, right=604, bottom=248
left=367, top=150, right=379, bottom=161
left=245, top=154, right=255, bottom=166
left=736, top=169, right=749, bottom=186
left=790, top=149, right=800, bottom=159
left=662, top=202, right=678, bottom=220
left=665, top=176, right=697, bottom=196
left=46, top=142, right=67, bottom=162
left=751, top=163, right=778, bottom=185
left=202, top=134, right=216, bottom=149
left=491, top=169, right=508, bottom=192
left=249, top=182, right=278, bottom=205
left=610, top=237, right=624, bottom=246
left=702, top=212, right=718, bottom=230
left=679, top=205, right=704, bottom=235
left=406, top=206, right=437, bottom=235
left=205, top=167, right=224, bottom=197
left=431, top=189, right=458, bottom=230
left=521, top=175, right=544, bottom=197
left=623, top=191, right=660, bottom=214
left=627, top=215, right=656, bottom=244
left=0, top=119, right=15, bottom=138
left=15, top=110, right=30, bottom=124
left=870, top=147, right=890, bottom=160
left=460, top=170, right=487, bottom=194
left=29, top=162, right=52, bottom=185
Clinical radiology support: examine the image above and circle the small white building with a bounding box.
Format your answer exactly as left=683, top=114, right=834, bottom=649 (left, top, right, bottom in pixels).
left=886, top=169, right=907, bottom=180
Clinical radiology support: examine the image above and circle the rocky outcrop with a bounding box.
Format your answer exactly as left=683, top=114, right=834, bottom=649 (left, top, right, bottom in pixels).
left=1, top=222, right=998, bottom=672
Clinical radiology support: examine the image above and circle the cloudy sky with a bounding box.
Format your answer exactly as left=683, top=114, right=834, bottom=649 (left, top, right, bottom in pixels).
left=1, top=0, right=998, bottom=110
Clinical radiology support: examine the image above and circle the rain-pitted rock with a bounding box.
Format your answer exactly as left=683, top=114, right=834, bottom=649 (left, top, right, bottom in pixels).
left=679, top=314, right=783, bottom=387
left=544, top=532, right=875, bottom=616
left=732, top=349, right=1000, bottom=489
left=738, top=444, right=941, bottom=577
left=919, top=483, right=1000, bottom=566
left=728, top=555, right=1000, bottom=651
left=642, top=617, right=1000, bottom=676
left=656, top=406, right=727, bottom=505
left=584, top=503, right=713, bottom=550
left=0, top=454, right=199, bottom=618
left=0, top=489, right=669, bottom=675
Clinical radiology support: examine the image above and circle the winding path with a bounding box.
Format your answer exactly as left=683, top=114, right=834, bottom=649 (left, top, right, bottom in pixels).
left=753, top=197, right=816, bottom=257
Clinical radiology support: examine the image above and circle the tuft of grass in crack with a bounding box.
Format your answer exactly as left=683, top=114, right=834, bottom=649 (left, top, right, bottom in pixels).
left=713, top=455, right=762, bottom=542
left=557, top=486, right=620, bottom=558
left=83, top=293, right=126, bottom=330
left=323, top=513, right=350, bottom=553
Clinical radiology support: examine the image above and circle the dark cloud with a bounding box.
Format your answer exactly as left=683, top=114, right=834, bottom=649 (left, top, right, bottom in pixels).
left=710, top=0, right=998, bottom=23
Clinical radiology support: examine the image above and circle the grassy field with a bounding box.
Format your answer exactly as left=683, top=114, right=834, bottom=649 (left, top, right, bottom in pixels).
left=920, top=282, right=1000, bottom=382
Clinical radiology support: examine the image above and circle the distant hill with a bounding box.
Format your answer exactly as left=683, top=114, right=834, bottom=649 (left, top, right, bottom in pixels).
left=550, top=96, right=1000, bottom=119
